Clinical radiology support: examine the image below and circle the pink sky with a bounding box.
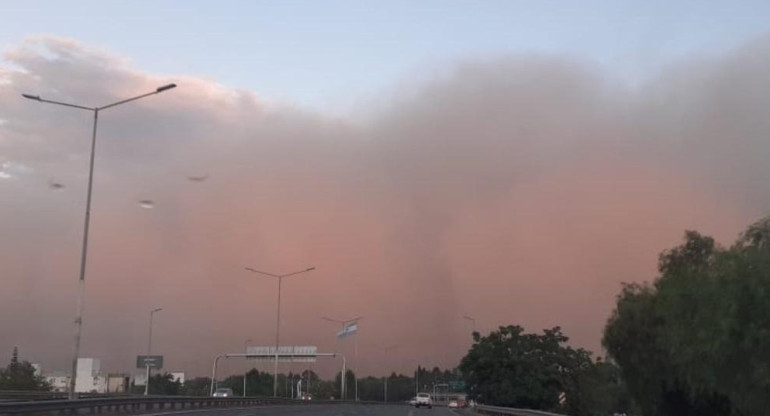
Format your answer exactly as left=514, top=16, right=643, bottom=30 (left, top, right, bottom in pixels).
left=1, top=35, right=768, bottom=378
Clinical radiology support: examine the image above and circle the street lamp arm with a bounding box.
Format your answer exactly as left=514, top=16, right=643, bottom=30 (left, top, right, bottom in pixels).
left=244, top=267, right=281, bottom=278
left=99, top=84, right=176, bottom=110
left=245, top=267, right=315, bottom=279
left=22, top=84, right=176, bottom=112
left=21, top=94, right=94, bottom=111
left=278, top=267, right=316, bottom=278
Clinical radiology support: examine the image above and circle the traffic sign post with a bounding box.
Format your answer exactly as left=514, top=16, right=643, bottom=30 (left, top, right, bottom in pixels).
left=137, top=355, right=163, bottom=396
left=136, top=355, right=164, bottom=369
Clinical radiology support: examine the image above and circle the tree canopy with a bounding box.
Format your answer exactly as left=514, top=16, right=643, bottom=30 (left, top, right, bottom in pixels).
left=459, top=325, right=630, bottom=415
left=0, top=347, right=50, bottom=391
left=603, top=218, right=770, bottom=415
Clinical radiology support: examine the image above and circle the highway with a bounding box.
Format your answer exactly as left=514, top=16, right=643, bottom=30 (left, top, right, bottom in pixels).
left=142, top=404, right=465, bottom=416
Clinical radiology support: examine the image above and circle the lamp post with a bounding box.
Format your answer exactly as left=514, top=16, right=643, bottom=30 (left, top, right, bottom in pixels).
left=321, top=316, right=363, bottom=401
left=21, top=83, right=177, bottom=400
left=244, top=266, right=315, bottom=397
left=145, top=307, right=163, bottom=396
left=243, top=338, right=253, bottom=397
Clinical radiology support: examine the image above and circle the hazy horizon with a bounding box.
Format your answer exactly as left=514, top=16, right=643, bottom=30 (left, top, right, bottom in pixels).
left=2, top=5, right=770, bottom=380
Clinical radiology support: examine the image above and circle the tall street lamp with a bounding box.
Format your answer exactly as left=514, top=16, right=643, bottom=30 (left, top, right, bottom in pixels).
left=243, top=338, right=252, bottom=397
left=244, top=266, right=315, bottom=397
left=21, top=84, right=177, bottom=399
left=321, top=316, right=362, bottom=400
left=145, top=307, right=163, bottom=396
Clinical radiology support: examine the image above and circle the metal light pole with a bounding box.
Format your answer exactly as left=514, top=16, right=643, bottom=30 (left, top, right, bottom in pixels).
left=243, top=338, right=252, bottom=397
left=383, top=345, right=398, bottom=402
left=21, top=83, right=177, bottom=400
left=321, top=316, right=362, bottom=400
left=463, top=315, right=476, bottom=333
left=415, top=365, right=419, bottom=396
left=244, top=266, right=315, bottom=397
left=145, top=307, right=163, bottom=396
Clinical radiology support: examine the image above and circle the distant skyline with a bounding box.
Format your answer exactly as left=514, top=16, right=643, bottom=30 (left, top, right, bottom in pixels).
left=2, top=1, right=769, bottom=114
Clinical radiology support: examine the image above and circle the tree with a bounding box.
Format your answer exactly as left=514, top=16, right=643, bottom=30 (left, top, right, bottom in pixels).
left=0, top=347, right=50, bottom=391
left=333, top=369, right=357, bottom=399
left=603, top=219, right=770, bottom=415
left=244, top=368, right=274, bottom=397
left=460, top=325, right=592, bottom=411
left=311, top=378, right=337, bottom=400
left=148, top=373, right=181, bottom=395
left=564, top=358, right=638, bottom=416
left=180, top=377, right=211, bottom=396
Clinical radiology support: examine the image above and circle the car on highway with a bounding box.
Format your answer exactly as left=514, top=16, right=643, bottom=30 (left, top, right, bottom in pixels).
left=212, top=387, right=234, bottom=397
left=448, top=400, right=458, bottom=408
left=414, top=392, right=432, bottom=408
left=409, top=397, right=417, bottom=406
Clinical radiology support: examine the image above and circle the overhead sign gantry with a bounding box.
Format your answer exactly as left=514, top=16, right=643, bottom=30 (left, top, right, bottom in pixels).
left=209, top=348, right=347, bottom=399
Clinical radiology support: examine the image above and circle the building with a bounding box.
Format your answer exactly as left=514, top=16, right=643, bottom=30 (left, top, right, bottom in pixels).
left=45, top=371, right=70, bottom=392
left=75, top=358, right=107, bottom=393
left=133, top=372, right=147, bottom=387
left=107, top=374, right=130, bottom=393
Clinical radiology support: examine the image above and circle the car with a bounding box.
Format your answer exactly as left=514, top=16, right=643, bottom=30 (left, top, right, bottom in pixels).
left=301, top=393, right=313, bottom=401
left=414, top=392, right=432, bottom=409
left=212, top=387, right=234, bottom=397
left=409, top=397, right=417, bottom=406
left=448, top=400, right=459, bottom=408
left=457, top=399, right=469, bottom=408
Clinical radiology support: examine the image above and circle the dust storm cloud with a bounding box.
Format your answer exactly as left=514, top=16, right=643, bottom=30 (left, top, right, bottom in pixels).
left=1, top=35, right=769, bottom=376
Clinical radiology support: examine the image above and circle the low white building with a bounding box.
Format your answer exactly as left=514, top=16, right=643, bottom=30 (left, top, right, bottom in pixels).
left=75, top=358, right=107, bottom=393
left=45, top=372, right=70, bottom=392
left=107, top=374, right=130, bottom=393
left=133, top=372, right=147, bottom=387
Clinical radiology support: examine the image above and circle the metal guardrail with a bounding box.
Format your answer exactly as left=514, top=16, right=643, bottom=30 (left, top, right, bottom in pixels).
left=0, top=396, right=399, bottom=415
left=0, top=395, right=295, bottom=415
left=476, top=404, right=566, bottom=416
left=0, top=391, right=130, bottom=402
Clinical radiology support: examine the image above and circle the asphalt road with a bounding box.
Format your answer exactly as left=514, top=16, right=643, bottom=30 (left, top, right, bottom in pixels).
left=143, top=404, right=468, bottom=416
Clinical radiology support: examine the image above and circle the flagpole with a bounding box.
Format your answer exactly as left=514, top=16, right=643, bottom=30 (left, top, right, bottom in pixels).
left=354, top=333, right=359, bottom=401
left=321, top=316, right=362, bottom=400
